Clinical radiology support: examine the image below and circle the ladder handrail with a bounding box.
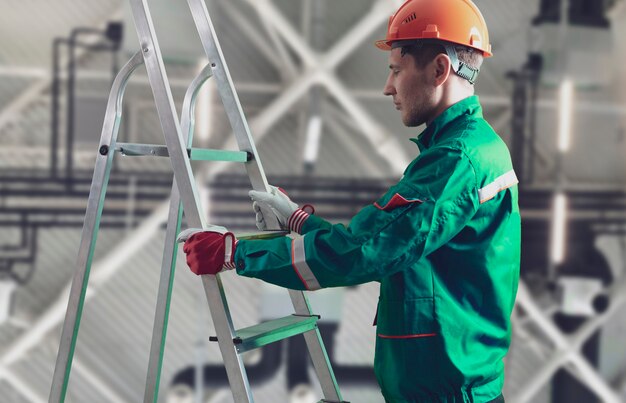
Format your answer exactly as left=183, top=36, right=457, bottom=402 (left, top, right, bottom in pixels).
left=49, top=51, right=144, bottom=403
left=186, top=0, right=272, bottom=197
left=128, top=0, right=206, bottom=229
left=143, top=63, right=214, bottom=403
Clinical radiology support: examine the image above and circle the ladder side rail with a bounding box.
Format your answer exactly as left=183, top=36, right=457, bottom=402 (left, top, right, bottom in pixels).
left=128, top=0, right=206, bottom=228
left=186, top=0, right=278, bottom=227
left=127, top=1, right=253, bottom=401
left=143, top=184, right=183, bottom=403
left=290, top=291, right=343, bottom=402
left=49, top=51, right=144, bottom=403
left=143, top=64, right=213, bottom=403
left=202, top=275, right=254, bottom=402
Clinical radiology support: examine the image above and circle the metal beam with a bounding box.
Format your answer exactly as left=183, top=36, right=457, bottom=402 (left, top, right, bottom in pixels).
left=321, top=74, right=408, bottom=173
left=245, top=0, right=298, bottom=80
left=219, top=1, right=293, bottom=77
left=350, top=90, right=626, bottom=116
left=73, top=358, right=127, bottom=403
left=512, top=281, right=625, bottom=403
left=609, top=0, right=626, bottom=18
left=246, top=0, right=410, bottom=175
left=0, top=6, right=123, bottom=134
left=0, top=200, right=169, bottom=367
left=3, top=62, right=625, bottom=118
left=0, top=8, right=138, bottom=402
left=245, top=0, right=316, bottom=67
left=488, top=107, right=552, bottom=171
left=0, top=368, right=46, bottom=403
left=0, top=67, right=286, bottom=94
left=0, top=80, right=55, bottom=134
left=490, top=108, right=512, bottom=134
left=323, top=104, right=384, bottom=178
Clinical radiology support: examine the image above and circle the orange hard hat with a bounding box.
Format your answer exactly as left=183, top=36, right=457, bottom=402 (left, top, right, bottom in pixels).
left=375, top=0, right=492, bottom=57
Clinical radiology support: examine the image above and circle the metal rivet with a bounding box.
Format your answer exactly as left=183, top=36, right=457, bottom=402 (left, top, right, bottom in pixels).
left=143, top=47, right=149, bottom=53
left=211, top=63, right=216, bottom=67
left=99, top=145, right=109, bottom=155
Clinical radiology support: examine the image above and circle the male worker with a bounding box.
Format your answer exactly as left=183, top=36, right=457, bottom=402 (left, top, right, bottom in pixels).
left=181, top=0, right=520, bottom=401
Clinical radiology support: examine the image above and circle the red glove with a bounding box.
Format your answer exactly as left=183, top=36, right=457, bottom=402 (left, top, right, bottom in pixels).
left=179, top=227, right=237, bottom=275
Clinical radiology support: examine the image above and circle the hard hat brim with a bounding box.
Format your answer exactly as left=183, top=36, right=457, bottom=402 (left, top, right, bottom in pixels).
left=374, top=39, right=392, bottom=51
left=375, top=39, right=493, bottom=57
left=375, top=38, right=493, bottom=58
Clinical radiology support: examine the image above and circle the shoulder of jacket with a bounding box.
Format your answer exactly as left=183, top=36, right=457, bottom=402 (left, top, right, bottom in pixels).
left=404, top=143, right=477, bottom=186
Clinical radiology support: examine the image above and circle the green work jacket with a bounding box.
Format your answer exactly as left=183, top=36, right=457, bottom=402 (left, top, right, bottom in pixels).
left=234, top=96, right=521, bottom=403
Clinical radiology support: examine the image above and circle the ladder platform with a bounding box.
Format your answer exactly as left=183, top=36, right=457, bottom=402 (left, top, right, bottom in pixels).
left=210, top=314, right=320, bottom=353
left=115, top=142, right=251, bottom=162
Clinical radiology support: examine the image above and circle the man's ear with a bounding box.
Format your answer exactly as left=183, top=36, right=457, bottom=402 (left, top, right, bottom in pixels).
left=432, top=53, right=451, bottom=87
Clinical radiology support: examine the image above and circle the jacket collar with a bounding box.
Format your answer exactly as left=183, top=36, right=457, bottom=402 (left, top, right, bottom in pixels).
left=410, top=95, right=483, bottom=152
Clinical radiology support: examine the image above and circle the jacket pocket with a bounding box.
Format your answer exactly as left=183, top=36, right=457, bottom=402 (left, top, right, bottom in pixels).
left=368, top=183, right=425, bottom=233
left=349, top=183, right=425, bottom=239
left=376, top=297, right=437, bottom=338
left=374, top=182, right=424, bottom=212
left=374, top=298, right=448, bottom=399
left=374, top=192, right=423, bottom=211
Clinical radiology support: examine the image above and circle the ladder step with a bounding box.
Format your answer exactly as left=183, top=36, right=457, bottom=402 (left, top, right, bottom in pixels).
left=235, top=230, right=289, bottom=241
left=115, top=142, right=250, bottom=162
left=229, top=314, right=320, bottom=353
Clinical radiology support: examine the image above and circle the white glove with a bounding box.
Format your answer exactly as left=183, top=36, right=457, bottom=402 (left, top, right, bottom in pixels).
left=249, top=185, right=298, bottom=231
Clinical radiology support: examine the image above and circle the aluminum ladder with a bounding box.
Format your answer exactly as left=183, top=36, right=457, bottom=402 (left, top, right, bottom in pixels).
left=49, top=0, right=346, bottom=402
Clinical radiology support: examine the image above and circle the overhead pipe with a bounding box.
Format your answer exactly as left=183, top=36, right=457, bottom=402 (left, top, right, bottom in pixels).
left=50, top=23, right=122, bottom=182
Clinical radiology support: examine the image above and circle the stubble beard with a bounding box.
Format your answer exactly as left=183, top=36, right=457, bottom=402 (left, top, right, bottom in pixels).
left=401, top=88, right=435, bottom=127
left=402, top=103, right=431, bottom=127
left=403, top=112, right=426, bottom=127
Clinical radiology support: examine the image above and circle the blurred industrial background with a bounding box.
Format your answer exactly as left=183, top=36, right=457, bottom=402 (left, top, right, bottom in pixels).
left=1, top=0, right=626, bottom=402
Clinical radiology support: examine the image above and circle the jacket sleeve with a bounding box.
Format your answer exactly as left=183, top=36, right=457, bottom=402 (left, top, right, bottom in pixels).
left=234, top=146, right=480, bottom=290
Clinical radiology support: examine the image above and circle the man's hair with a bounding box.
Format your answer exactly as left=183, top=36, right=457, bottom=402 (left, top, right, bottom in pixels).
left=400, top=41, right=484, bottom=73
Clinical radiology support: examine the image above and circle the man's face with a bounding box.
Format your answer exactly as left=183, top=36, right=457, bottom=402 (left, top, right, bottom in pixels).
left=383, top=47, right=436, bottom=127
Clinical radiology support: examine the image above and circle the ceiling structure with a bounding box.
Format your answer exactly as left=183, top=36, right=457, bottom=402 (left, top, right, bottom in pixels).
left=1, top=0, right=626, bottom=402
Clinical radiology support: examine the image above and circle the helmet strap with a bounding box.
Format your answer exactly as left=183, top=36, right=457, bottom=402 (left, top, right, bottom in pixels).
left=444, top=45, right=479, bottom=85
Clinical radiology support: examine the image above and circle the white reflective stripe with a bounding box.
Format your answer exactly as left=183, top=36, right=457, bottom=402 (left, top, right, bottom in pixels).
left=223, top=233, right=235, bottom=262
left=291, top=236, right=322, bottom=291
left=222, top=234, right=236, bottom=271
left=478, top=170, right=519, bottom=203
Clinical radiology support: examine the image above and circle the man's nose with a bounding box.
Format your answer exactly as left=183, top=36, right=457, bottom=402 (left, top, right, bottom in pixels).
left=383, top=73, right=395, bottom=96
left=383, top=82, right=395, bottom=96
